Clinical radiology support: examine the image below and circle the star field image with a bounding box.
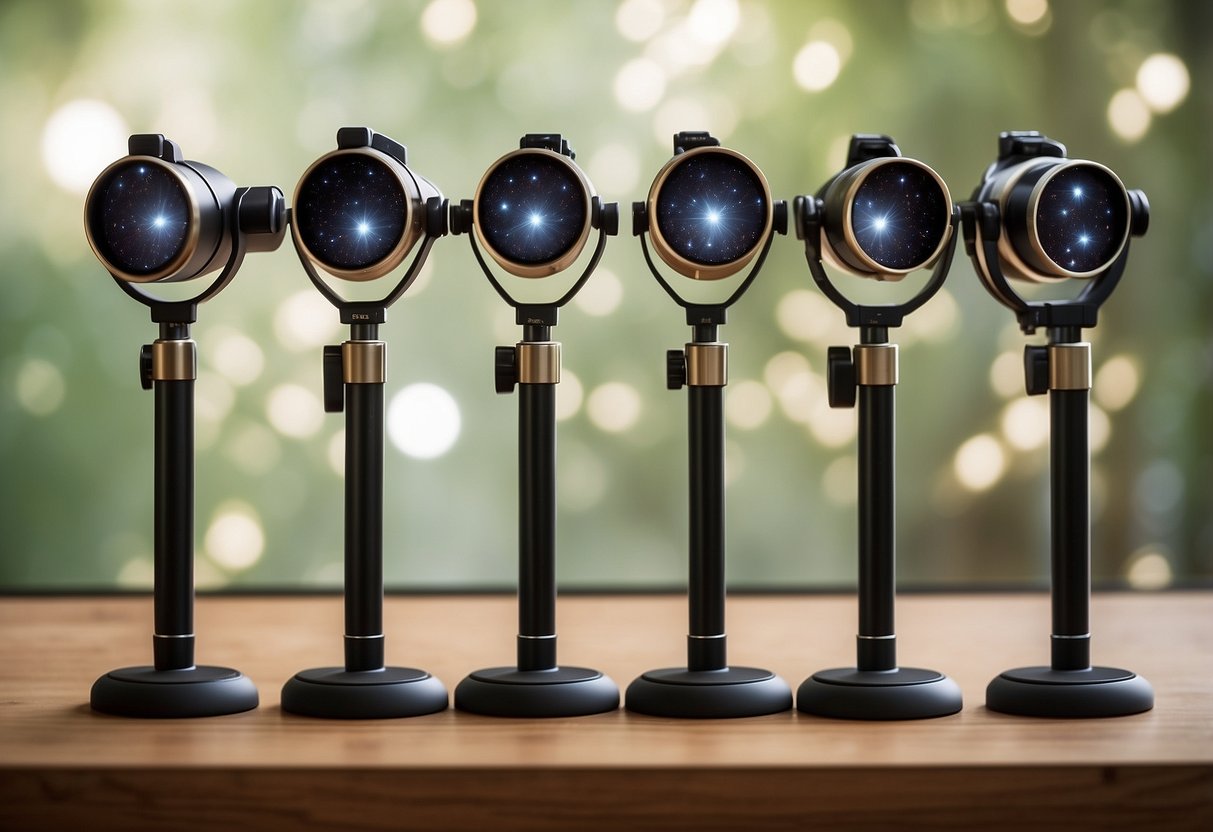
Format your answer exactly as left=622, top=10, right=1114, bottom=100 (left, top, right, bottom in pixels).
left=1035, top=165, right=1127, bottom=273
left=295, top=154, right=407, bottom=271
left=89, top=162, right=190, bottom=276
left=478, top=154, right=587, bottom=266
left=849, top=161, right=948, bottom=271
left=655, top=153, right=766, bottom=267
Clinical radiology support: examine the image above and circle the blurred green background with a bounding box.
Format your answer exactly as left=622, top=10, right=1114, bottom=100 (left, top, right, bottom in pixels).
left=1, top=0, right=1208, bottom=591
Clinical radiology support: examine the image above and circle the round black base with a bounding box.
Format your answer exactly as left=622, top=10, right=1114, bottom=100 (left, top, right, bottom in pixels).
left=454, top=666, right=619, bottom=717
left=797, top=667, right=962, bottom=720
left=986, top=666, right=1154, bottom=718
left=281, top=667, right=448, bottom=719
left=626, top=666, right=793, bottom=719
left=90, top=665, right=259, bottom=718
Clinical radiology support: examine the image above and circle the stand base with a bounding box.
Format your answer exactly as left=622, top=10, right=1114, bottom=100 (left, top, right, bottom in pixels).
left=797, top=667, right=962, bottom=720
left=986, top=666, right=1154, bottom=718
left=626, top=667, right=793, bottom=719
left=281, top=667, right=448, bottom=719
left=91, top=665, right=259, bottom=718
left=455, top=666, right=619, bottom=717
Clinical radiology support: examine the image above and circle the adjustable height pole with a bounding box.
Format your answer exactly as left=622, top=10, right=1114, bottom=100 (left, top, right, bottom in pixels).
left=282, top=307, right=447, bottom=718
left=627, top=317, right=791, bottom=717
left=151, top=321, right=197, bottom=672
left=343, top=323, right=387, bottom=673
left=456, top=314, right=616, bottom=717
left=1045, top=328, right=1091, bottom=672
left=516, top=323, right=559, bottom=672
left=855, top=327, right=898, bottom=673
left=93, top=314, right=258, bottom=717
left=798, top=322, right=958, bottom=720
left=685, top=324, right=728, bottom=672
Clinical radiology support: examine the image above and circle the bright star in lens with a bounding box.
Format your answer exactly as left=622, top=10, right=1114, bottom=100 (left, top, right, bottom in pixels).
left=873, top=215, right=889, bottom=232
left=1078, top=233, right=1090, bottom=245
left=529, top=213, right=543, bottom=227
left=152, top=215, right=167, bottom=229
left=707, top=210, right=720, bottom=224
left=357, top=221, right=370, bottom=236
left=1073, top=187, right=1084, bottom=198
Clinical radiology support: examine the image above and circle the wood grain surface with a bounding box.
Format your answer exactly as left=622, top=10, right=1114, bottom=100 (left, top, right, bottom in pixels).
left=1, top=592, right=1210, bottom=830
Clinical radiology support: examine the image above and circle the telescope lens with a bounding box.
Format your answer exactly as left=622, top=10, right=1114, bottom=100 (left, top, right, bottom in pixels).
left=655, top=152, right=767, bottom=267
left=1036, top=165, right=1128, bottom=274
left=477, top=154, right=587, bottom=267
left=295, top=153, right=407, bottom=271
left=87, top=161, right=191, bottom=277
left=850, top=161, right=949, bottom=271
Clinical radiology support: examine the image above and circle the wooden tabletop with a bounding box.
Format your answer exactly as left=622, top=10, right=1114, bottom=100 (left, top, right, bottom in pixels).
left=2, top=592, right=1211, bottom=830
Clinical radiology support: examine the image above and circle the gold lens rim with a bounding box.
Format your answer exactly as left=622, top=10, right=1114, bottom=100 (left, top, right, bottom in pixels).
left=472, top=148, right=595, bottom=279
left=292, top=146, right=421, bottom=283
left=646, top=146, right=774, bottom=281
left=84, top=156, right=203, bottom=284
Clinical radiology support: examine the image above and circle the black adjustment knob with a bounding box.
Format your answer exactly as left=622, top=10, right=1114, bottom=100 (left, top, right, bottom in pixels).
left=449, top=199, right=474, bottom=236
left=139, top=344, right=154, bottom=390
left=632, top=201, right=648, bottom=237
left=826, top=346, right=857, bottom=408
left=772, top=200, right=788, bottom=236
left=666, top=349, right=687, bottom=390
left=323, top=345, right=344, bottom=412
left=495, top=346, right=518, bottom=394
left=1024, top=345, right=1050, bottom=396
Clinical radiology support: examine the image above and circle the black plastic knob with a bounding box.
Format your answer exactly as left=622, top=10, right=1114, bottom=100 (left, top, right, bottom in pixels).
left=449, top=199, right=474, bottom=236
left=323, top=345, right=344, bottom=412
left=666, top=349, right=687, bottom=390
left=827, top=346, right=857, bottom=408
left=632, top=202, right=648, bottom=237
left=139, top=344, right=154, bottom=390
left=1024, top=345, right=1050, bottom=396
left=495, top=346, right=518, bottom=394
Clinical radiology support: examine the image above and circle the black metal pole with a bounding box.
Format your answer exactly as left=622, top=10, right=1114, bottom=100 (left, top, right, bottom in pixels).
left=344, top=322, right=385, bottom=673
left=1048, top=326, right=1091, bottom=672
left=517, top=323, right=558, bottom=672
left=152, top=322, right=194, bottom=672
left=687, top=326, right=726, bottom=673
left=856, top=327, right=896, bottom=672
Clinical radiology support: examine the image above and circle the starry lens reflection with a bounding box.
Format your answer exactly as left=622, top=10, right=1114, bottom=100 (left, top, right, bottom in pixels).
left=1035, top=165, right=1129, bottom=275
left=477, top=153, right=587, bottom=268
left=294, top=154, right=408, bottom=273
left=87, top=161, right=191, bottom=277
left=849, top=161, right=949, bottom=271
left=654, top=152, right=768, bottom=268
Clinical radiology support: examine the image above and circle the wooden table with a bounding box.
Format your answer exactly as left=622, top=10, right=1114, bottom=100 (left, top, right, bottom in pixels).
left=1, top=592, right=1210, bottom=830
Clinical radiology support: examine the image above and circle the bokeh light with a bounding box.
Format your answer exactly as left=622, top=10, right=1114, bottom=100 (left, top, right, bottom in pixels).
left=614, top=57, right=666, bottom=112
left=41, top=99, right=128, bottom=194
left=953, top=434, right=1007, bottom=492
left=387, top=383, right=462, bottom=459
left=587, top=381, right=643, bottom=433
left=421, top=0, right=478, bottom=47
left=204, top=501, right=266, bottom=572
left=266, top=384, right=325, bottom=439
left=1136, top=53, right=1189, bottom=114
left=1107, top=88, right=1151, bottom=142
left=792, top=41, right=842, bottom=92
